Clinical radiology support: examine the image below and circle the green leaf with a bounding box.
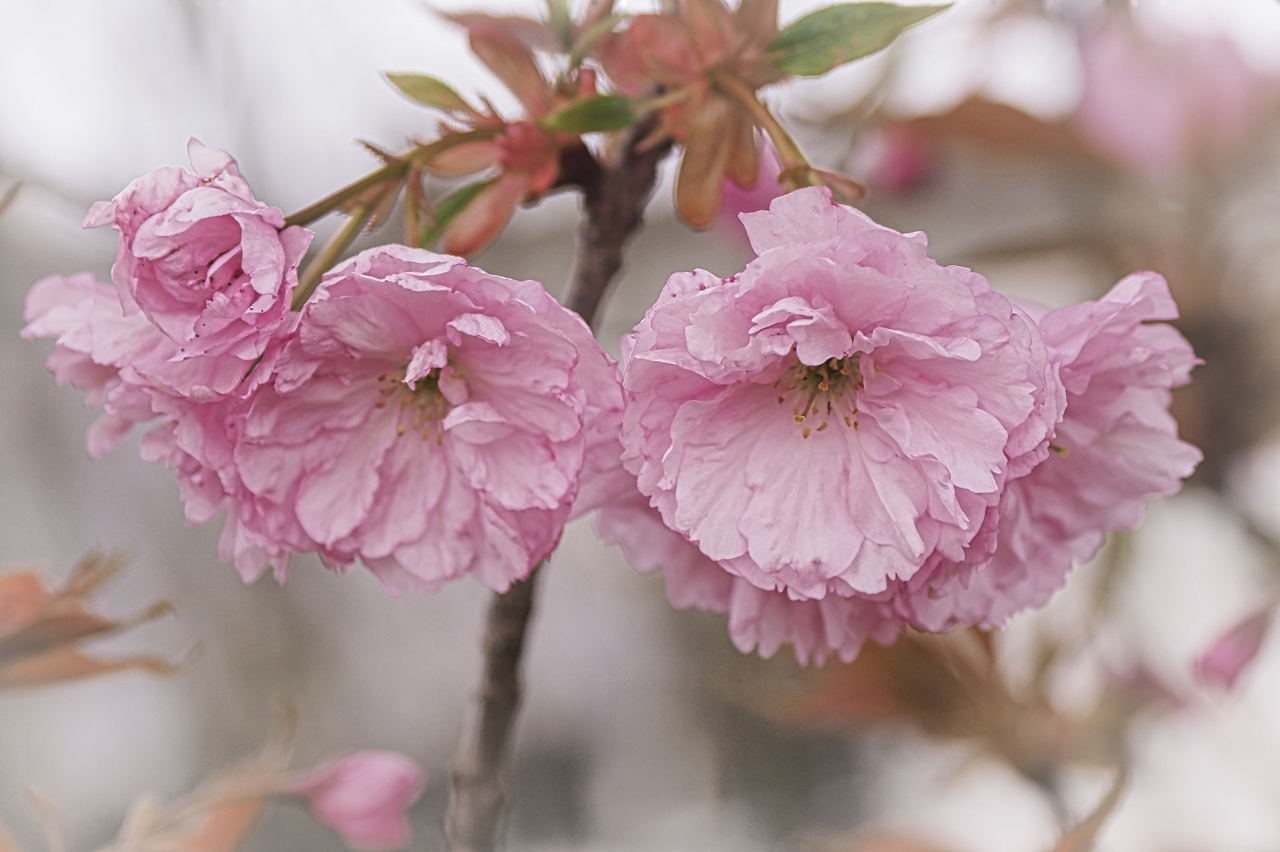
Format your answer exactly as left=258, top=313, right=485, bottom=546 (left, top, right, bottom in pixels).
left=538, top=95, right=638, bottom=133
left=422, top=178, right=498, bottom=246
left=768, top=3, right=948, bottom=77
left=385, top=73, right=476, bottom=113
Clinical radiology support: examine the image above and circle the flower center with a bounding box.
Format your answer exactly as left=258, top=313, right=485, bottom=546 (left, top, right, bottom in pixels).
left=775, top=356, right=863, bottom=439
left=374, top=368, right=455, bottom=443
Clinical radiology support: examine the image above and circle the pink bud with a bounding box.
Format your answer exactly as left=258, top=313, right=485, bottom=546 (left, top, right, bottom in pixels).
left=1194, top=610, right=1271, bottom=691
left=289, top=751, right=424, bottom=851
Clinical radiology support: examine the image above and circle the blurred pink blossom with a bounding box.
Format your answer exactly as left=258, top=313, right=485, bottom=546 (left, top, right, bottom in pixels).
left=1195, top=609, right=1271, bottom=691
left=848, top=128, right=933, bottom=195
left=84, top=139, right=311, bottom=377
left=618, top=187, right=1058, bottom=625
left=286, top=751, right=424, bottom=851
left=715, top=137, right=783, bottom=246
left=1076, top=19, right=1276, bottom=178
left=228, top=245, right=622, bottom=592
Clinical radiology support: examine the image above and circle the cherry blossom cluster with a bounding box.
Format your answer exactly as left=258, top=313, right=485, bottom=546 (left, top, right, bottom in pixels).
left=597, top=188, right=1202, bottom=663
left=25, top=149, right=1199, bottom=665
left=25, top=140, right=622, bottom=594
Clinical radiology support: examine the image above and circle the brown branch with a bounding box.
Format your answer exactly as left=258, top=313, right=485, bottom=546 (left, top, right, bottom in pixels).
left=445, top=568, right=541, bottom=852
left=444, top=119, right=673, bottom=852
left=564, top=121, right=674, bottom=320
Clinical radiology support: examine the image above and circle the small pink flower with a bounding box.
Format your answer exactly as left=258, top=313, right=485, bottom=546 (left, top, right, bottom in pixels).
left=621, top=187, right=1058, bottom=605
left=286, top=751, right=424, bottom=851
left=85, top=138, right=312, bottom=373
left=230, top=245, right=622, bottom=592
left=1195, top=609, right=1270, bottom=691
left=848, top=127, right=933, bottom=195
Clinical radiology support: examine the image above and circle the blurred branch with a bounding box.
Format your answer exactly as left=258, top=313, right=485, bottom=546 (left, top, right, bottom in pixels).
left=0, top=181, right=20, bottom=218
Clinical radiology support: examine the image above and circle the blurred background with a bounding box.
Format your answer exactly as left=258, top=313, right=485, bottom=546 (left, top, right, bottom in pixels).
left=4, top=0, right=1280, bottom=849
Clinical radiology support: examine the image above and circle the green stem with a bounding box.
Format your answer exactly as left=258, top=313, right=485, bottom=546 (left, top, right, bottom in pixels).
left=712, top=71, right=811, bottom=186
left=284, top=164, right=406, bottom=229
left=290, top=203, right=373, bottom=310
left=282, top=128, right=501, bottom=229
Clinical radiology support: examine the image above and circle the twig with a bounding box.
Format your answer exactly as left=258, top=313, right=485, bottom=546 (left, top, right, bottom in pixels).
left=564, top=120, right=674, bottom=320
left=444, top=569, right=540, bottom=852
left=444, top=119, right=672, bottom=852
left=291, top=202, right=375, bottom=310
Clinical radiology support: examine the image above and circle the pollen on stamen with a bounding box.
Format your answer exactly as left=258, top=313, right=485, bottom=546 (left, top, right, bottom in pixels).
left=802, top=426, right=812, bottom=438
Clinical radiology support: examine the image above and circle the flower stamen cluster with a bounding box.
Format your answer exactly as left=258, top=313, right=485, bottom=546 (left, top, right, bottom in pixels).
left=778, top=355, right=862, bottom=435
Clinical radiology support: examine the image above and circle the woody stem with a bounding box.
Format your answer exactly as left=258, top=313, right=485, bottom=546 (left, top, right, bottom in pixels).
left=444, top=119, right=672, bottom=852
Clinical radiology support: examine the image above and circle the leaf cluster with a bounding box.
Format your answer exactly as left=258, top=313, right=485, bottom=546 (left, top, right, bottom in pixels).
left=289, top=0, right=949, bottom=260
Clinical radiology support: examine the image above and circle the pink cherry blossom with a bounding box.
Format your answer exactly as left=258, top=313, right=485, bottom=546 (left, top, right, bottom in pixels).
left=899, top=272, right=1201, bottom=633
left=21, top=272, right=254, bottom=456
left=606, top=197, right=1198, bottom=665
left=285, top=751, right=424, bottom=851
left=22, top=272, right=296, bottom=582
left=230, top=245, right=622, bottom=593
left=620, top=187, right=1058, bottom=606
left=84, top=138, right=312, bottom=380
left=597, top=488, right=900, bottom=663
left=1076, top=18, right=1276, bottom=178
left=1194, top=609, right=1270, bottom=691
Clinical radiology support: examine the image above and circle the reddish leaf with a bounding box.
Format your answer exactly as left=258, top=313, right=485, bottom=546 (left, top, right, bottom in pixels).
left=427, top=140, right=504, bottom=178
left=0, top=573, right=47, bottom=639
left=735, top=0, right=779, bottom=47
left=901, top=97, right=1099, bottom=162
left=813, top=167, right=866, bottom=203
left=178, top=799, right=266, bottom=852
left=682, top=0, right=741, bottom=60
left=676, top=97, right=735, bottom=228
left=0, top=553, right=176, bottom=690
left=0, top=646, right=176, bottom=688
left=467, top=26, right=551, bottom=116
left=443, top=172, right=530, bottom=255
left=724, top=107, right=759, bottom=189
